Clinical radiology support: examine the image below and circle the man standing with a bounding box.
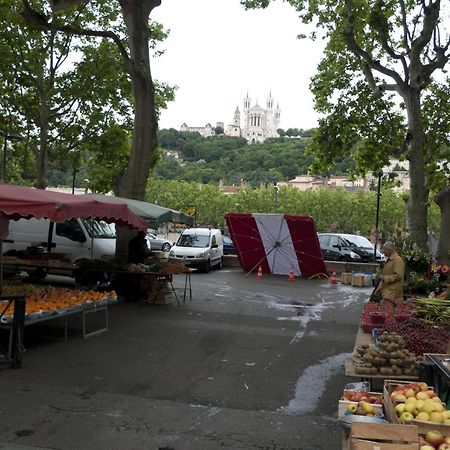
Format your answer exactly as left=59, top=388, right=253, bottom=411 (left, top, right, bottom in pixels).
left=375, top=241, right=405, bottom=302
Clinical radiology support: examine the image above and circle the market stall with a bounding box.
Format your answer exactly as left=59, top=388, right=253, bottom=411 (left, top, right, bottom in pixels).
left=340, top=278, right=450, bottom=449
left=83, top=193, right=194, bottom=228
left=0, top=183, right=148, bottom=366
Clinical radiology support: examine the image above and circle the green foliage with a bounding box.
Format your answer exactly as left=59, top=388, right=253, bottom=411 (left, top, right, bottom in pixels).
left=83, top=123, right=131, bottom=194
left=154, top=129, right=319, bottom=185
left=0, top=0, right=174, bottom=190
left=146, top=177, right=434, bottom=236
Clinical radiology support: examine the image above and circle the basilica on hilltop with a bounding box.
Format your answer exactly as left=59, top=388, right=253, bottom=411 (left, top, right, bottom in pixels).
left=180, top=92, right=281, bottom=144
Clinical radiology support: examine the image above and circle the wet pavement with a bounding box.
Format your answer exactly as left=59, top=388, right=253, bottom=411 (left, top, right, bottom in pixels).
left=0, top=269, right=372, bottom=449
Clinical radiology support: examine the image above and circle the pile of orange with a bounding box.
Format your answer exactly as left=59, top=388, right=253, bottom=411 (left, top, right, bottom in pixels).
left=1, top=288, right=117, bottom=316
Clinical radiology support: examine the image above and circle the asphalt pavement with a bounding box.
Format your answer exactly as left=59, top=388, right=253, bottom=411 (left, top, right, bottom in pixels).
left=0, top=269, right=372, bottom=450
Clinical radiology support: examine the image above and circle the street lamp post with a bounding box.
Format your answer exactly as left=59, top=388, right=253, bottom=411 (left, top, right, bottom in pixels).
left=0, top=130, right=24, bottom=183
left=72, top=168, right=79, bottom=194
left=274, top=185, right=279, bottom=210
left=373, top=170, right=383, bottom=262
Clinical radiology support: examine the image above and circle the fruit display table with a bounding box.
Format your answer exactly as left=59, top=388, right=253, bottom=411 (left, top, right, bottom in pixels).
left=0, top=286, right=118, bottom=360
left=345, top=328, right=420, bottom=382
left=74, top=261, right=193, bottom=306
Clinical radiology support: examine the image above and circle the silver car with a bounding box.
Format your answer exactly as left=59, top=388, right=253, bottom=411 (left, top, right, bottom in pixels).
left=146, top=233, right=173, bottom=252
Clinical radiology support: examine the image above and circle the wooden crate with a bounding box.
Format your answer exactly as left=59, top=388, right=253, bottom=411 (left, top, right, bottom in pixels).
left=383, top=379, right=450, bottom=435
left=348, top=422, right=419, bottom=449
left=352, top=274, right=365, bottom=287
left=342, top=272, right=353, bottom=284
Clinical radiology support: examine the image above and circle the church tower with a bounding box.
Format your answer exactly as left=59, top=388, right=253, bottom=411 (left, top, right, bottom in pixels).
left=243, top=91, right=251, bottom=131
left=226, top=106, right=242, bottom=137
left=233, top=106, right=240, bottom=127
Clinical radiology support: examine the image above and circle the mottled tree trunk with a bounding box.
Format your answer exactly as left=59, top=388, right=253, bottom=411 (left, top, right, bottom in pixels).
left=35, top=98, right=50, bottom=189
left=117, top=0, right=159, bottom=200
left=435, top=186, right=450, bottom=265
left=404, top=89, right=428, bottom=250
left=115, top=0, right=160, bottom=260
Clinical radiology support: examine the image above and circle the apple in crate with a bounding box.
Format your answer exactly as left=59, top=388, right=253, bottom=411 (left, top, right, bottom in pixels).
left=399, top=412, right=414, bottom=423
left=347, top=403, right=357, bottom=414
left=438, top=443, right=450, bottom=450
left=425, top=430, right=444, bottom=446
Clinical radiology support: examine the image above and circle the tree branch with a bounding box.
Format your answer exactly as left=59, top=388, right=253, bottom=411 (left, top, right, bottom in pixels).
left=343, top=0, right=406, bottom=94
left=421, top=42, right=449, bottom=83
left=21, top=0, right=131, bottom=70
left=344, top=28, right=406, bottom=92
left=410, top=0, right=440, bottom=67
left=399, top=0, right=411, bottom=53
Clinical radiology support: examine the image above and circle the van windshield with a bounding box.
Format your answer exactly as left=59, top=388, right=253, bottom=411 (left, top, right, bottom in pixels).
left=81, top=219, right=116, bottom=239
left=176, top=234, right=210, bottom=248
left=342, top=235, right=373, bottom=248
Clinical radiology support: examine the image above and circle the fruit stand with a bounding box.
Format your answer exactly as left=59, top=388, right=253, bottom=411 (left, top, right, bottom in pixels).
left=0, top=284, right=118, bottom=359
left=340, top=279, right=450, bottom=449
left=74, top=259, right=193, bottom=306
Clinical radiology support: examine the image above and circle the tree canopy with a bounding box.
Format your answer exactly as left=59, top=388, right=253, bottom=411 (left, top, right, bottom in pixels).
left=242, top=0, right=450, bottom=252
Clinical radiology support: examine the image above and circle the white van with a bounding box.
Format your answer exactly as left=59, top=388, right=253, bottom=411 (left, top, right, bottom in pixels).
left=168, top=228, right=223, bottom=272
left=3, top=217, right=116, bottom=276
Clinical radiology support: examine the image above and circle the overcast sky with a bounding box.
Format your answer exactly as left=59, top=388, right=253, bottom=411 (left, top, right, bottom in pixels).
left=151, top=0, right=324, bottom=132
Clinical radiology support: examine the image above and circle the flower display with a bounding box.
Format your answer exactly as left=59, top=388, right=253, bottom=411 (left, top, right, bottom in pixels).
left=402, top=246, right=433, bottom=274
left=431, top=264, right=449, bottom=276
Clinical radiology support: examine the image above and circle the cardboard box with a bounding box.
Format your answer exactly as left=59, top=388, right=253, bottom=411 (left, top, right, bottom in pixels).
left=342, top=272, right=353, bottom=284
left=348, top=422, right=419, bottom=450
left=339, top=391, right=384, bottom=418
left=352, top=274, right=365, bottom=287
left=383, top=379, right=450, bottom=435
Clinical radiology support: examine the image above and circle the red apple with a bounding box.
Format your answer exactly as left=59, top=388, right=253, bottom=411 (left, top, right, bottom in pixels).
left=426, top=430, right=445, bottom=446
left=445, top=437, right=450, bottom=444
left=408, top=383, right=421, bottom=393
left=419, top=437, right=431, bottom=446
left=438, top=443, right=450, bottom=450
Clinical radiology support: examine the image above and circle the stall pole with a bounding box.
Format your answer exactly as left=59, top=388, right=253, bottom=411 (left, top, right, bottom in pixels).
left=11, top=296, right=26, bottom=368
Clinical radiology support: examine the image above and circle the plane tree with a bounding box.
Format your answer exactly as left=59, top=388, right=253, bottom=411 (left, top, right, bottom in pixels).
left=19, top=0, right=168, bottom=201
left=242, top=0, right=450, bottom=251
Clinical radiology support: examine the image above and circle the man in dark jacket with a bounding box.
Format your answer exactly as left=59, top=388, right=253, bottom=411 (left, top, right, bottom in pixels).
left=128, top=231, right=150, bottom=264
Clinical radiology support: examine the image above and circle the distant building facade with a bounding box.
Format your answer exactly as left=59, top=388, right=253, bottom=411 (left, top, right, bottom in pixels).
left=225, top=92, right=281, bottom=144
left=180, top=91, right=281, bottom=144
left=180, top=122, right=215, bottom=138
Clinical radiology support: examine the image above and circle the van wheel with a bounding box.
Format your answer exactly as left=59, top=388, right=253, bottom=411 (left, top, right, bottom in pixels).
left=216, top=257, right=223, bottom=270
left=27, top=268, right=47, bottom=281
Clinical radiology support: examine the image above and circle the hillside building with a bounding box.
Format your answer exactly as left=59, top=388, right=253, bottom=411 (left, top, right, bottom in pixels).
left=180, top=122, right=215, bottom=138
left=180, top=91, right=281, bottom=144
left=226, top=92, right=281, bottom=144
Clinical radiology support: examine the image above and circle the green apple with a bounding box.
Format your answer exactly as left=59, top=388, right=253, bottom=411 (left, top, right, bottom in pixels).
left=399, top=411, right=414, bottom=423
left=347, top=403, right=357, bottom=414
left=416, top=391, right=430, bottom=401
left=415, top=412, right=430, bottom=421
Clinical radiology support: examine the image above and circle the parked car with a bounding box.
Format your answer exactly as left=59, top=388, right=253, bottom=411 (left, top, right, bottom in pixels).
left=168, top=228, right=223, bottom=271
left=146, top=233, right=173, bottom=252
left=223, top=235, right=236, bottom=255
left=317, top=233, right=385, bottom=262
